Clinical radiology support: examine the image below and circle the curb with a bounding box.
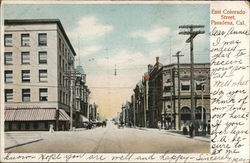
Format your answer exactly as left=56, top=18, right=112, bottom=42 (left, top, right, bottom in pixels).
left=5, top=138, right=43, bottom=150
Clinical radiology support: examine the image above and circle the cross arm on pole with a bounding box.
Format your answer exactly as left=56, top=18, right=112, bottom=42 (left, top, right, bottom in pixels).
left=179, top=25, right=205, bottom=29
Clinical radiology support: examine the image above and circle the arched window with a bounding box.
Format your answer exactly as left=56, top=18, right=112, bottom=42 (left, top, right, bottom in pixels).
left=195, top=107, right=206, bottom=120
left=180, top=107, right=191, bottom=121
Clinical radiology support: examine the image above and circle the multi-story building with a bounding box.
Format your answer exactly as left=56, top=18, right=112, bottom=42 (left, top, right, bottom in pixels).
left=74, top=65, right=91, bottom=126
left=89, top=103, right=98, bottom=121
left=124, top=56, right=210, bottom=131
left=142, top=68, right=150, bottom=127
left=147, top=57, right=163, bottom=128
left=4, top=19, right=76, bottom=131
left=120, top=101, right=131, bottom=125
left=162, top=63, right=210, bottom=131
left=133, top=81, right=145, bottom=127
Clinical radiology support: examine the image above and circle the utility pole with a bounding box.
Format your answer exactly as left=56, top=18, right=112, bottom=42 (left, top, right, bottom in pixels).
left=114, top=64, right=117, bottom=76
left=65, top=67, right=80, bottom=131
left=179, top=25, right=205, bottom=136
left=173, top=51, right=184, bottom=130
left=200, top=79, right=206, bottom=123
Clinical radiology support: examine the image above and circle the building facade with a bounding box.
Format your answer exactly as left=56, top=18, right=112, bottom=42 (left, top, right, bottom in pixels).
left=89, top=103, right=98, bottom=122
left=162, top=63, right=210, bottom=130
left=147, top=57, right=163, bottom=128
left=120, top=56, right=210, bottom=131
left=4, top=19, right=77, bottom=131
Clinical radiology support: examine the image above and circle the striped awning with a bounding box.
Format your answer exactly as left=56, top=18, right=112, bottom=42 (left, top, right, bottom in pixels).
left=164, top=82, right=172, bottom=87
left=80, top=115, right=89, bottom=122
left=196, top=80, right=206, bottom=85
left=5, top=108, right=70, bottom=121
left=181, top=80, right=190, bottom=86
left=59, top=109, right=70, bottom=121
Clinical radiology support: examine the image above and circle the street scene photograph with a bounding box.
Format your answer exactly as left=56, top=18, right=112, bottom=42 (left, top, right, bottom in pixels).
left=3, top=3, right=210, bottom=153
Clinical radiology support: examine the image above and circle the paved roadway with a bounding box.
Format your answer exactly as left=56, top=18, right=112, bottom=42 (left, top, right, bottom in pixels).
left=5, top=122, right=209, bottom=153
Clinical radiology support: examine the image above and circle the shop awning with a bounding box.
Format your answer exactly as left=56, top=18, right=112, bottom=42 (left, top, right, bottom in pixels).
left=59, top=109, right=70, bottom=121
left=181, top=80, right=190, bottom=86
left=80, top=115, right=89, bottom=122
left=164, top=82, right=172, bottom=87
left=196, top=80, right=206, bottom=85
left=5, top=108, right=70, bottom=121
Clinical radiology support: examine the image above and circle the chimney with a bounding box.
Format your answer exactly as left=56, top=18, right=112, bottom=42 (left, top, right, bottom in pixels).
left=148, top=64, right=153, bottom=72
left=156, top=57, right=159, bottom=63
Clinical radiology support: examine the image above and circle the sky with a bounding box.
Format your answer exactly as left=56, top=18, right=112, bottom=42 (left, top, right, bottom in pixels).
left=3, top=3, right=210, bottom=119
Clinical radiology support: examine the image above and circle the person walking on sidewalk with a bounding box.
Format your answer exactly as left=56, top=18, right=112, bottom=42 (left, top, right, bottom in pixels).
left=189, top=122, right=194, bottom=138
left=202, top=121, right=207, bottom=136
left=157, top=121, right=161, bottom=131
left=49, top=124, right=54, bottom=133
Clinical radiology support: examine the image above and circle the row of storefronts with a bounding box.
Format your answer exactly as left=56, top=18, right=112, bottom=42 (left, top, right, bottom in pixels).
left=119, top=57, right=210, bottom=131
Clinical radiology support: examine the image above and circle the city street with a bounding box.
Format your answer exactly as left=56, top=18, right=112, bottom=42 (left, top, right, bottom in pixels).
left=5, top=122, right=209, bottom=153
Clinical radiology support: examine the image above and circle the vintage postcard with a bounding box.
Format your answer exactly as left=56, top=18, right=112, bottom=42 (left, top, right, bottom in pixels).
left=0, top=0, right=249, bottom=162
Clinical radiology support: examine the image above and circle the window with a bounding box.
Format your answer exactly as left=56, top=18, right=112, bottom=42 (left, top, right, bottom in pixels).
left=77, top=101, right=80, bottom=109
left=5, top=70, right=13, bottom=83
left=22, top=70, right=30, bottom=82
left=66, top=94, right=68, bottom=105
left=4, top=34, right=12, bottom=46
left=22, top=89, right=30, bottom=102
left=34, top=122, right=38, bottom=129
left=181, top=80, right=190, bottom=91
left=39, top=70, right=48, bottom=82
left=62, top=43, right=64, bottom=55
left=60, top=72, right=62, bottom=84
left=25, top=122, right=30, bottom=130
left=63, top=92, right=65, bottom=103
left=21, top=52, right=30, bottom=64
left=39, top=88, right=48, bottom=101
left=4, top=52, right=13, bottom=65
left=60, top=90, right=62, bottom=102
left=59, top=55, right=61, bottom=67
left=196, top=80, right=206, bottom=91
left=196, top=82, right=202, bottom=91
left=38, top=33, right=47, bottom=46
left=5, top=89, right=13, bottom=102
left=21, top=34, right=30, bottom=46
left=59, top=38, right=61, bottom=50
left=62, top=60, right=65, bottom=71
left=39, top=51, right=47, bottom=64
left=163, top=79, right=172, bottom=92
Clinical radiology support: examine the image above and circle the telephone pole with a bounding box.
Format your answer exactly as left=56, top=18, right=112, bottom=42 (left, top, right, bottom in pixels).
left=64, top=67, right=80, bottom=131
left=172, top=51, right=184, bottom=130
left=179, top=25, right=205, bottom=136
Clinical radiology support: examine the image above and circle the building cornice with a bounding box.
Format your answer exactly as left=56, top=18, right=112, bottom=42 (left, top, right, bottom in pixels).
left=5, top=19, right=76, bottom=56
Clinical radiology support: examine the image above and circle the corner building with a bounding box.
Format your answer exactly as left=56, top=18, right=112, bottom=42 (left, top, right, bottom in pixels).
left=4, top=19, right=75, bottom=131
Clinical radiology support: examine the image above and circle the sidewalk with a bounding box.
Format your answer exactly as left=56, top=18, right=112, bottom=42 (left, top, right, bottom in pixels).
left=5, top=132, right=43, bottom=150
left=132, top=126, right=210, bottom=143
left=166, top=130, right=210, bottom=143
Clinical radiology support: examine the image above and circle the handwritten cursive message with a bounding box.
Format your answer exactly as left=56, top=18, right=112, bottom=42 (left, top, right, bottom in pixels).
left=210, top=5, right=249, bottom=163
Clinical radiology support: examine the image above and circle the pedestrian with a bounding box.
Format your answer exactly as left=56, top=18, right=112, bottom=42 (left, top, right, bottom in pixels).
left=207, top=120, right=211, bottom=135
left=195, top=121, right=199, bottom=136
left=120, top=121, right=124, bottom=128
left=202, top=121, right=207, bottom=136
left=157, top=121, right=161, bottom=131
left=189, top=122, right=194, bottom=138
left=49, top=124, right=54, bottom=133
